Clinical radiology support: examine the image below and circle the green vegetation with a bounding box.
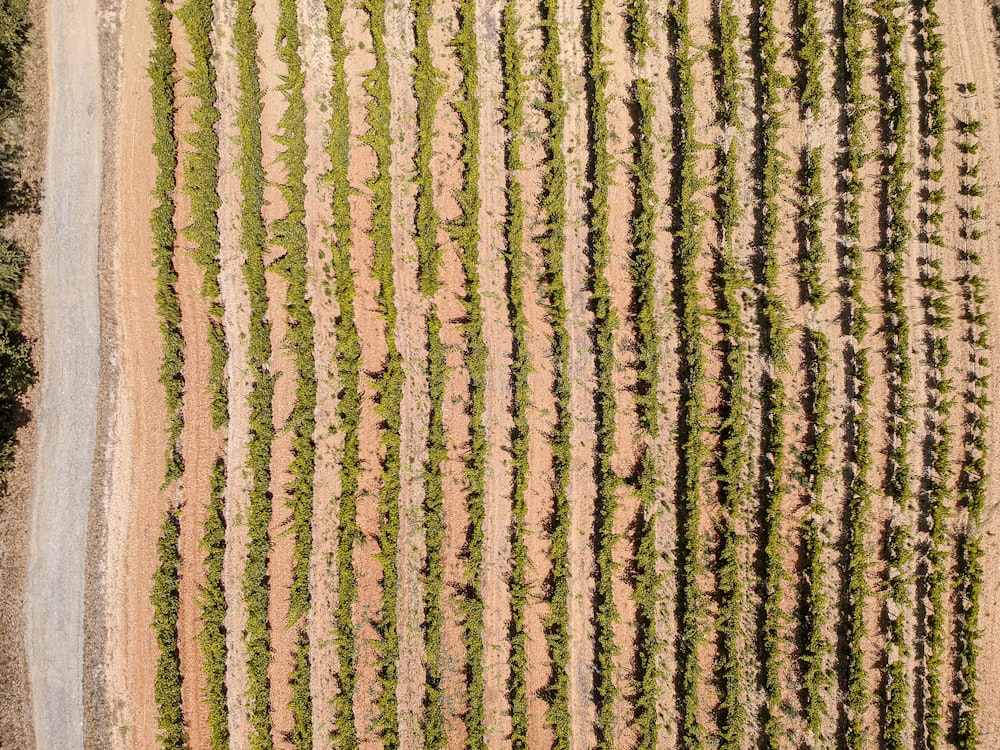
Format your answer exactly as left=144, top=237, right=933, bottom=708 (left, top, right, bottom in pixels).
left=323, top=0, right=361, bottom=746
left=200, top=462, right=229, bottom=750
left=713, top=6, right=748, bottom=749
left=176, top=0, right=226, bottom=428
left=753, top=1, right=792, bottom=744
left=500, top=4, right=530, bottom=747
left=669, top=2, right=707, bottom=748
left=152, top=510, right=188, bottom=750
left=956, top=97, right=988, bottom=750
left=410, top=1, right=448, bottom=746
left=538, top=0, right=572, bottom=745
left=234, top=1, right=275, bottom=747
left=148, top=0, right=183, bottom=484
left=358, top=0, right=402, bottom=743
left=450, top=0, right=487, bottom=746
left=582, top=0, right=621, bottom=744
left=839, top=3, right=874, bottom=745
left=794, top=0, right=824, bottom=117
left=874, top=2, right=915, bottom=745
left=798, top=147, right=827, bottom=304
left=274, top=0, right=315, bottom=744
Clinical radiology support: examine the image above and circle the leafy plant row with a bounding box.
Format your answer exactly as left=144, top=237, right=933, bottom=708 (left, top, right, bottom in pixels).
left=449, top=0, right=488, bottom=745
left=796, top=144, right=834, bottom=744
left=839, top=3, right=875, bottom=745
left=358, top=0, right=403, bottom=743
left=956, top=103, right=988, bottom=750
left=713, top=5, right=749, bottom=749
left=794, top=0, right=823, bottom=118
left=148, top=0, right=184, bottom=486
left=630, top=17, right=661, bottom=750
left=916, top=6, right=950, bottom=746
left=754, top=1, right=792, bottom=745
left=582, top=0, right=621, bottom=744
left=537, top=0, right=573, bottom=744
left=273, top=0, right=316, bottom=745
left=873, top=2, right=916, bottom=745
left=499, top=3, right=531, bottom=747
left=147, top=4, right=186, bottom=747
left=323, top=0, right=362, bottom=746
left=234, top=2, right=276, bottom=747
left=410, top=0, right=448, bottom=745
left=668, top=2, right=708, bottom=747
left=173, top=4, right=232, bottom=747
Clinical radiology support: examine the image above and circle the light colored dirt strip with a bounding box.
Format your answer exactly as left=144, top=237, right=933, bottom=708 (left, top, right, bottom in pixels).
left=474, top=0, right=515, bottom=745
left=210, top=0, right=255, bottom=746
left=295, top=0, right=338, bottom=745
left=103, top=2, right=166, bottom=748
left=554, top=0, right=596, bottom=744
left=384, top=0, right=428, bottom=745
left=942, top=5, right=1000, bottom=745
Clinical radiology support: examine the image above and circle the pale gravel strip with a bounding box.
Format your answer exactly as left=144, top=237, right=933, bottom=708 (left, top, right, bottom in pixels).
left=474, top=0, right=515, bottom=745
left=555, top=0, right=597, bottom=746
left=25, top=0, right=101, bottom=747
left=384, top=1, right=427, bottom=746
left=212, top=0, right=255, bottom=746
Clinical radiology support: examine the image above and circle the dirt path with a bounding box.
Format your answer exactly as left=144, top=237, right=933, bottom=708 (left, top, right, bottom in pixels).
left=25, top=0, right=102, bottom=747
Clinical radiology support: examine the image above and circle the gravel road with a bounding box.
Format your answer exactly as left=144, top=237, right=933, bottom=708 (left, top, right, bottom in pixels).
left=24, top=0, right=102, bottom=748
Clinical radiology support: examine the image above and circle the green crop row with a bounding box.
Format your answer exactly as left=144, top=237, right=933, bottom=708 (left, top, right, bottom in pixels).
left=582, top=0, right=620, bottom=745
left=147, top=5, right=186, bottom=747
left=148, top=0, right=184, bottom=485
left=274, top=0, right=316, bottom=745
left=323, top=0, right=361, bottom=746
left=631, top=69, right=662, bottom=750
left=234, top=2, right=275, bottom=747
left=200, top=462, right=229, bottom=750
left=794, top=0, right=824, bottom=117
left=538, top=0, right=572, bottom=745
left=449, top=0, right=487, bottom=745
left=956, top=105, right=988, bottom=750
left=173, top=5, right=232, bottom=746
left=798, top=147, right=827, bottom=305
left=177, top=0, right=226, bottom=428
left=714, top=5, right=748, bottom=749
left=839, top=2, right=874, bottom=745
left=152, top=510, right=187, bottom=750
left=874, top=2, right=915, bottom=746
left=499, top=3, right=531, bottom=747
left=359, top=0, right=403, bottom=742
left=755, top=1, right=792, bottom=745
left=668, top=2, right=707, bottom=748
left=410, top=1, right=448, bottom=746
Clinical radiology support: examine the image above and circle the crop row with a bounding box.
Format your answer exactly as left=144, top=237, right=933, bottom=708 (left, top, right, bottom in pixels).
left=537, top=0, right=572, bottom=744
left=147, top=3, right=186, bottom=747
left=499, top=2, right=530, bottom=747
left=839, top=2, right=875, bottom=745
left=755, top=1, right=792, bottom=744
left=450, top=0, right=488, bottom=744
left=234, top=1, right=276, bottom=747
left=274, top=0, right=316, bottom=745
left=956, top=101, right=988, bottom=750
left=324, top=0, right=362, bottom=746
left=582, top=0, right=621, bottom=744
left=714, top=4, right=748, bottom=749
left=358, top=0, right=403, bottom=742
left=173, top=2, right=232, bottom=747
left=630, top=9, right=661, bottom=748
left=668, top=2, right=707, bottom=748
left=874, top=2, right=916, bottom=745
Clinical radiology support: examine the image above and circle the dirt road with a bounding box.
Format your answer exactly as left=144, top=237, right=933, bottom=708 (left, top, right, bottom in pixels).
left=24, top=0, right=102, bottom=748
